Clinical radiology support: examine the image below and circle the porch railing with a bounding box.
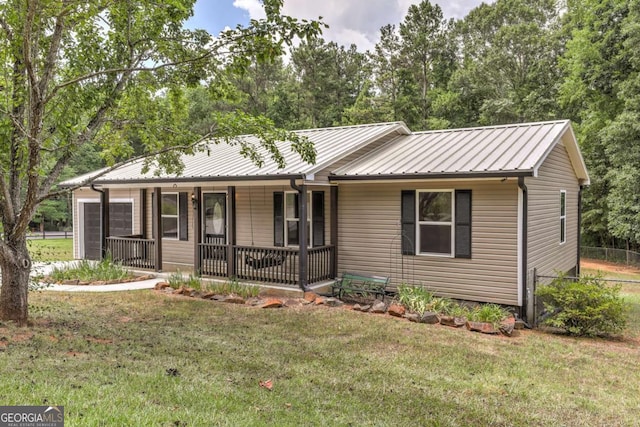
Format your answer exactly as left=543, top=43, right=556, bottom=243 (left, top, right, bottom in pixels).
left=235, top=246, right=300, bottom=285
left=307, top=245, right=335, bottom=284
left=198, top=242, right=228, bottom=277
left=106, top=236, right=155, bottom=270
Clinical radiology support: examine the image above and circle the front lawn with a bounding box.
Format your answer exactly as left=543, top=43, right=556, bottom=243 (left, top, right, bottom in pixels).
left=28, top=238, right=73, bottom=262
left=0, top=291, right=638, bottom=426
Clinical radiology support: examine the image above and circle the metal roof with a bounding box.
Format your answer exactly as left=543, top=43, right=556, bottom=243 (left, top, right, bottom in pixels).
left=331, top=120, right=590, bottom=184
left=62, top=122, right=410, bottom=186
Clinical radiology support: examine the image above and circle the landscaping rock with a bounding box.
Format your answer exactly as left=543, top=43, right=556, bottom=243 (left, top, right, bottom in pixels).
left=137, top=274, right=155, bottom=281
left=404, top=313, right=420, bottom=323
left=91, top=280, right=106, bottom=286
left=419, top=311, right=440, bottom=325
left=440, top=315, right=466, bottom=328
left=466, top=321, right=499, bottom=334
left=388, top=304, right=406, bottom=317
left=360, top=304, right=372, bottom=312
left=173, top=286, right=186, bottom=295
left=324, top=298, right=344, bottom=308
left=284, top=299, right=302, bottom=307
left=155, top=282, right=170, bottom=290
left=61, top=279, right=80, bottom=286
left=370, top=301, right=387, bottom=314
left=261, top=298, right=284, bottom=309
left=189, top=290, right=200, bottom=298
left=314, top=297, right=326, bottom=305
left=78, top=281, right=91, bottom=286
left=352, top=303, right=363, bottom=311
left=303, top=292, right=317, bottom=303
left=211, top=294, right=226, bottom=301
left=499, top=317, right=516, bottom=337
left=223, top=295, right=246, bottom=304
left=245, top=297, right=263, bottom=306
left=201, top=291, right=216, bottom=299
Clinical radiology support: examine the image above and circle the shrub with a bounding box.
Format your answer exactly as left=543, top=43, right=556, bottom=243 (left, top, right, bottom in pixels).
left=535, top=273, right=629, bottom=337
left=397, top=285, right=434, bottom=315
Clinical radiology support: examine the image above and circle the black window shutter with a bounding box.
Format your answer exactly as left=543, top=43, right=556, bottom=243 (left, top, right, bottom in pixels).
left=312, top=191, right=325, bottom=247
left=151, top=191, right=156, bottom=239
left=401, top=190, right=416, bottom=255
left=273, top=192, right=284, bottom=247
left=179, top=192, right=188, bottom=241
left=455, top=190, right=472, bottom=258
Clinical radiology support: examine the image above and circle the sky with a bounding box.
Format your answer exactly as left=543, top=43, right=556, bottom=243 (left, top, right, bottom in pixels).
left=186, top=0, right=489, bottom=52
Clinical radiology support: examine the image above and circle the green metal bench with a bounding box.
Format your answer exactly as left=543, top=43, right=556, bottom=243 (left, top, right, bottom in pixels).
left=331, top=272, right=390, bottom=300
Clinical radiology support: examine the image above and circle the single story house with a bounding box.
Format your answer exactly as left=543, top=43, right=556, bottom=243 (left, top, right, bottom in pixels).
left=63, top=120, right=589, bottom=321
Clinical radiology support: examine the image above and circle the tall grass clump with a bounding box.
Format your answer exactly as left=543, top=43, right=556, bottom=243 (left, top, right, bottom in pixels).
left=47, top=257, right=130, bottom=282
left=467, top=304, right=510, bottom=327
left=167, top=271, right=203, bottom=290
left=397, top=285, right=435, bottom=315
left=208, top=278, right=260, bottom=299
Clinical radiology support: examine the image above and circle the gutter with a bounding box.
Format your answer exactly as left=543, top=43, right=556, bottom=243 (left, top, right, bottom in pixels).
left=91, top=173, right=306, bottom=186
left=329, top=171, right=532, bottom=182
left=518, top=177, right=528, bottom=322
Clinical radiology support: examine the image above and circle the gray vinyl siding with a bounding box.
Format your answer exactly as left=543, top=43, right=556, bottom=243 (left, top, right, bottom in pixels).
left=526, top=142, right=580, bottom=280
left=72, top=188, right=141, bottom=259
left=337, top=180, right=520, bottom=305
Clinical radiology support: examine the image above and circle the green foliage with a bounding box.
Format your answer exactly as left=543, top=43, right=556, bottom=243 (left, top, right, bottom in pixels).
left=167, top=271, right=203, bottom=291
left=397, top=284, right=435, bottom=315
left=536, top=273, right=629, bottom=337
left=467, top=304, right=510, bottom=326
left=207, top=278, right=260, bottom=299
left=46, top=258, right=131, bottom=283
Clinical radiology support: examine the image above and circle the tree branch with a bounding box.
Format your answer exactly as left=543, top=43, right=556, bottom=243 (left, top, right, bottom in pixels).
left=39, top=134, right=211, bottom=203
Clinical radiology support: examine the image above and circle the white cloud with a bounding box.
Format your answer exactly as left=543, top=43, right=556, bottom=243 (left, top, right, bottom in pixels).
left=234, top=0, right=490, bottom=51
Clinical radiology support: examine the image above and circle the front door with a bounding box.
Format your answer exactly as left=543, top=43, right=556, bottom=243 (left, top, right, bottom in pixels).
left=203, top=193, right=226, bottom=244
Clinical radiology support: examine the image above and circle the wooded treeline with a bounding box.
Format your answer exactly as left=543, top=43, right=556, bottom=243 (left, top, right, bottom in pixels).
left=60, top=0, right=640, bottom=250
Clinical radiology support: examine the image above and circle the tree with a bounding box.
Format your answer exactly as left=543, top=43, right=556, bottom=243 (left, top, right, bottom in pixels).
left=0, top=0, right=324, bottom=324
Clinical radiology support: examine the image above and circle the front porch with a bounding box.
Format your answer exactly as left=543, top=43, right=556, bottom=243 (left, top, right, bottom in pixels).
left=98, top=183, right=339, bottom=290
left=106, top=237, right=335, bottom=288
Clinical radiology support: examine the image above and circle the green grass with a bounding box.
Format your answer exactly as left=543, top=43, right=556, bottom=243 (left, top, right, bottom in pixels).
left=27, top=238, right=73, bottom=262
left=0, top=291, right=638, bottom=426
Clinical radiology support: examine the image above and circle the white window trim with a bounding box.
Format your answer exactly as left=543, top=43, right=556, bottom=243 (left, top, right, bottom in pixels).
left=416, top=189, right=455, bottom=257
left=161, top=192, right=180, bottom=240
left=560, top=190, right=567, bottom=245
left=284, top=191, right=312, bottom=248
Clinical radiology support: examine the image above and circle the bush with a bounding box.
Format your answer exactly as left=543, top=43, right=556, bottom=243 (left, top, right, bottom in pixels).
left=536, top=273, right=629, bottom=337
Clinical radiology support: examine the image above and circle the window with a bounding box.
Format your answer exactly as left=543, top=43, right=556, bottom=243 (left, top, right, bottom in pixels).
left=417, top=191, right=453, bottom=255
left=560, top=190, right=566, bottom=244
left=162, top=193, right=179, bottom=239
left=285, top=192, right=310, bottom=246
left=401, top=189, right=471, bottom=258
left=274, top=191, right=324, bottom=248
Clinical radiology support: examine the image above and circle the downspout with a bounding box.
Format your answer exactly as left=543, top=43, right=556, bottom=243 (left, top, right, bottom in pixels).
left=90, top=184, right=108, bottom=259
left=290, top=178, right=309, bottom=292
left=577, top=185, right=584, bottom=276
left=518, top=177, right=528, bottom=322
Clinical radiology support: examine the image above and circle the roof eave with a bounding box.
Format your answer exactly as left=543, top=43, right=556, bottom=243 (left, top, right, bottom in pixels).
left=329, top=170, right=533, bottom=182
left=89, top=173, right=306, bottom=186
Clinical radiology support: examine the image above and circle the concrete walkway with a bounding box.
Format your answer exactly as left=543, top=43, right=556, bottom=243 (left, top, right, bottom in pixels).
left=32, top=261, right=163, bottom=292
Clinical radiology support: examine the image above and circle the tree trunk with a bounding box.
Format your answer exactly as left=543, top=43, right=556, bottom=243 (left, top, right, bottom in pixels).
left=0, top=241, right=31, bottom=325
